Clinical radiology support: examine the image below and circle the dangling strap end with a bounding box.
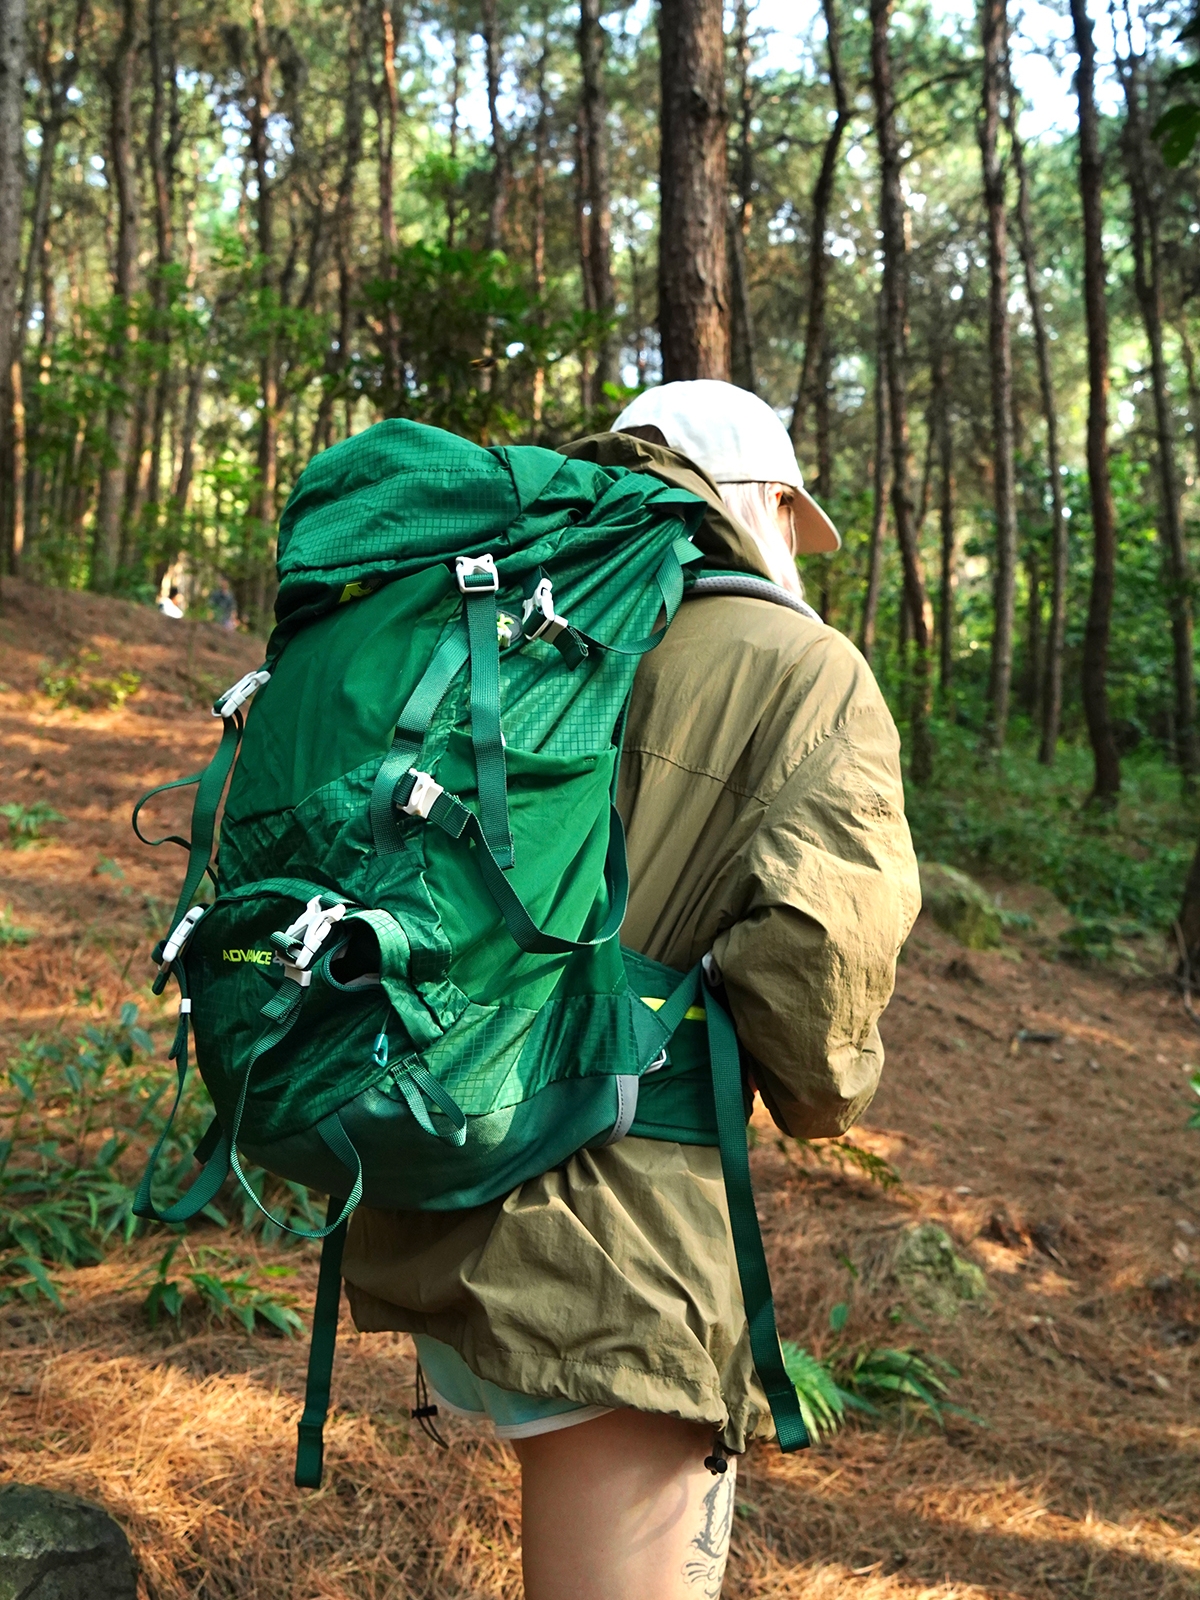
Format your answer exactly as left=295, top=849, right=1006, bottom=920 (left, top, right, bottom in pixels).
left=294, top=1422, right=325, bottom=1490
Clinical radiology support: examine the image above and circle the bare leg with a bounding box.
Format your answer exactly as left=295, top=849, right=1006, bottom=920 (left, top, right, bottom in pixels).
left=514, top=1410, right=736, bottom=1600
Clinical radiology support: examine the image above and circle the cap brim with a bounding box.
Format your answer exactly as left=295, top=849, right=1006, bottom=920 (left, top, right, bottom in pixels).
left=792, top=488, right=841, bottom=554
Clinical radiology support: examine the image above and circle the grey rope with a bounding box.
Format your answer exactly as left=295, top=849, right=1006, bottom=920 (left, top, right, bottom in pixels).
left=686, top=574, right=824, bottom=625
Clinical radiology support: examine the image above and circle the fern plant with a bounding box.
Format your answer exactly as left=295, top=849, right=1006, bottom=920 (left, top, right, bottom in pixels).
left=143, top=1241, right=303, bottom=1337
left=782, top=1303, right=974, bottom=1441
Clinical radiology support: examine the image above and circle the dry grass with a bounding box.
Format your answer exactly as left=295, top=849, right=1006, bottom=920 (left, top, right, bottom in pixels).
left=3, top=579, right=1200, bottom=1597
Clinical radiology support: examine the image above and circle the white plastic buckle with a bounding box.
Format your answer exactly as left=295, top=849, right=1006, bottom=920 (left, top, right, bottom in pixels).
left=455, top=553, right=499, bottom=593
left=162, top=905, right=205, bottom=964
left=179, top=998, right=192, bottom=1015
left=276, top=962, right=313, bottom=987
left=214, top=668, right=271, bottom=718
left=521, top=576, right=568, bottom=643
left=402, top=769, right=444, bottom=820
left=277, top=895, right=347, bottom=971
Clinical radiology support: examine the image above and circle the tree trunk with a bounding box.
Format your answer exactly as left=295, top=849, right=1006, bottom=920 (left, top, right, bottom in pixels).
left=531, top=24, right=549, bottom=433
left=860, top=300, right=888, bottom=664
left=579, top=0, right=614, bottom=395
left=1116, top=32, right=1198, bottom=781
left=247, top=0, right=278, bottom=625
left=1070, top=0, right=1121, bottom=803
left=312, top=14, right=365, bottom=454
left=728, top=1, right=757, bottom=394
left=979, top=0, right=1018, bottom=752
left=1023, top=542, right=1043, bottom=717
left=142, top=0, right=177, bottom=553
left=92, top=0, right=139, bottom=593
left=870, top=0, right=934, bottom=782
left=790, top=0, right=849, bottom=462
left=937, top=361, right=956, bottom=711
left=575, top=119, right=594, bottom=414
left=0, top=0, right=24, bottom=416
left=445, top=30, right=462, bottom=248
left=1008, top=111, right=1067, bottom=765
left=657, top=0, right=730, bottom=382
left=481, top=0, right=509, bottom=253
left=376, top=0, right=401, bottom=412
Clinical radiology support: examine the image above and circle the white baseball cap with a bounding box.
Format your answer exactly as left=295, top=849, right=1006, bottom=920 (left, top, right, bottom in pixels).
left=613, top=379, right=841, bottom=554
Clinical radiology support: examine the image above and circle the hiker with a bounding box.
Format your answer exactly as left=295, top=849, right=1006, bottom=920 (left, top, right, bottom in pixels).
left=158, top=586, right=184, bottom=619
left=210, top=575, right=237, bottom=631
left=339, top=382, right=921, bottom=1598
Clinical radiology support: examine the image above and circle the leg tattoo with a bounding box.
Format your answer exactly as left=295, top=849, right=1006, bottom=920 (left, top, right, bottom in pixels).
left=681, top=1459, right=736, bottom=1597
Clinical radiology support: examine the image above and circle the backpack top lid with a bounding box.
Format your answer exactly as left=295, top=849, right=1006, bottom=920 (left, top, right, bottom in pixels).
left=272, top=418, right=706, bottom=632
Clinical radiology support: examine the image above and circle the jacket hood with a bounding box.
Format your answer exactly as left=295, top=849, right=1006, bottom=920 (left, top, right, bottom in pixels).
left=556, top=432, right=782, bottom=585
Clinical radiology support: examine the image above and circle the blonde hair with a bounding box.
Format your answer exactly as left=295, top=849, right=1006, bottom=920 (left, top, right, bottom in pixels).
left=716, top=481, right=803, bottom=597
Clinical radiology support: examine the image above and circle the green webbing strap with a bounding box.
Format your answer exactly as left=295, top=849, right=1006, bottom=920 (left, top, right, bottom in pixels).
left=418, top=787, right=628, bottom=956
left=370, top=618, right=470, bottom=855
left=462, top=581, right=514, bottom=869
left=132, top=768, right=205, bottom=852
left=390, top=1056, right=468, bottom=1145
left=294, top=1197, right=348, bottom=1490
left=140, top=711, right=245, bottom=937
left=133, top=965, right=234, bottom=1223
left=574, top=539, right=696, bottom=659
left=224, top=982, right=363, bottom=1239
left=703, top=975, right=811, bottom=1453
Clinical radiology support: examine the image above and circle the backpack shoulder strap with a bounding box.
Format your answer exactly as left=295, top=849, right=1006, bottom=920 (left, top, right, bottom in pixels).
left=686, top=571, right=823, bottom=625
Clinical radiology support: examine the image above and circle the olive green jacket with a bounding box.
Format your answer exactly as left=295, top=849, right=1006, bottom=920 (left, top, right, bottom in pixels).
left=342, top=436, right=920, bottom=1449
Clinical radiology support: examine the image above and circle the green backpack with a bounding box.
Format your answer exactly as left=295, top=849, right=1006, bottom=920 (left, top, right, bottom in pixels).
left=132, top=420, right=810, bottom=1483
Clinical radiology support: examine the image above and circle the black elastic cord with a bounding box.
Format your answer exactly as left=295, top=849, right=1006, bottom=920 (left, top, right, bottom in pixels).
left=412, top=1363, right=449, bottom=1448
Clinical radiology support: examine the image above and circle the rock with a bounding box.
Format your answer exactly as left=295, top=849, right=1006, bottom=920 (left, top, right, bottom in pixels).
left=918, top=862, right=1003, bottom=950
left=891, top=1223, right=989, bottom=1319
left=0, top=1484, right=136, bottom=1600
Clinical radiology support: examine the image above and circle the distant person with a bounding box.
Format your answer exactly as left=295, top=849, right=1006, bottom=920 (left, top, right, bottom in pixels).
left=211, top=576, right=237, bottom=632
left=158, top=587, right=184, bottom=620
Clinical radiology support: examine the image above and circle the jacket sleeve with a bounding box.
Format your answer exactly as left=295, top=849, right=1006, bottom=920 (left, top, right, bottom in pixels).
left=709, top=637, right=920, bottom=1140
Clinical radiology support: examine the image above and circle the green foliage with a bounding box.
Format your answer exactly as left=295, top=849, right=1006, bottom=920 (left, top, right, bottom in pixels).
left=0, top=906, right=34, bottom=947
left=144, top=1241, right=303, bottom=1337
left=0, top=1000, right=324, bottom=1307
left=1188, top=1072, right=1200, bottom=1130
left=0, top=802, right=66, bottom=849
left=781, top=1338, right=853, bottom=1441
left=798, top=1137, right=902, bottom=1190
left=782, top=1304, right=971, bottom=1442
left=907, top=722, right=1194, bottom=934
left=0, top=1005, right=161, bottom=1305
left=39, top=651, right=142, bottom=712
left=1154, top=18, right=1200, bottom=165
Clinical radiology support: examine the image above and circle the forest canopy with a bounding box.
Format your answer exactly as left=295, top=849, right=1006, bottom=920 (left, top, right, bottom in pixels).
left=1, top=0, right=1200, bottom=817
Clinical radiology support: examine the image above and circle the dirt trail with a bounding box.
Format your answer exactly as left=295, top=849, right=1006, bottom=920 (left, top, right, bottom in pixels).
left=1, top=580, right=1197, bottom=1599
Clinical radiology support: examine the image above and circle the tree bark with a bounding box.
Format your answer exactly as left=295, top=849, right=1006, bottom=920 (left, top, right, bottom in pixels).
left=937, top=355, right=956, bottom=711
left=1116, top=29, right=1197, bottom=781
left=979, top=0, right=1018, bottom=751
left=92, top=0, right=139, bottom=593
left=531, top=22, right=549, bottom=433
left=790, top=0, right=849, bottom=462
left=1070, top=0, right=1121, bottom=803
left=376, top=0, right=401, bottom=412
left=144, top=0, right=179, bottom=546
left=657, top=0, right=730, bottom=381
left=860, top=297, right=888, bottom=664
left=728, top=1, right=757, bottom=394
left=0, top=0, right=24, bottom=417
left=870, top=0, right=934, bottom=782
left=575, top=117, right=594, bottom=414
left=247, top=0, right=278, bottom=624
left=481, top=0, right=509, bottom=253
left=1007, top=114, right=1067, bottom=765
left=312, top=12, right=364, bottom=454
left=579, top=0, right=614, bottom=395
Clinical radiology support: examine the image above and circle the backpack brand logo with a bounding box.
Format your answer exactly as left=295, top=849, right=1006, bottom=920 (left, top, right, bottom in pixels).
left=223, top=948, right=274, bottom=966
